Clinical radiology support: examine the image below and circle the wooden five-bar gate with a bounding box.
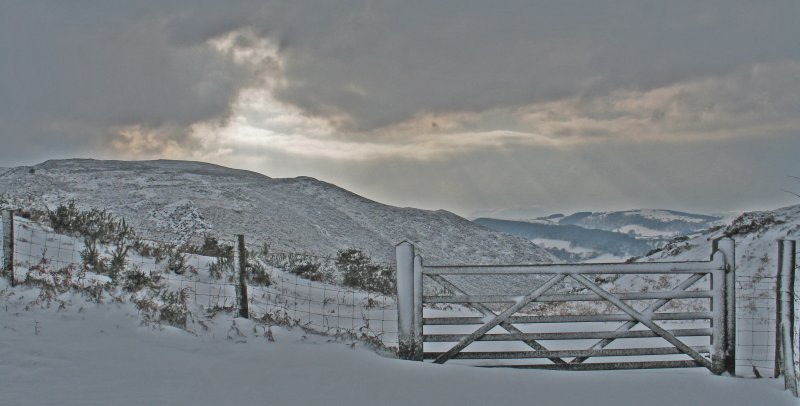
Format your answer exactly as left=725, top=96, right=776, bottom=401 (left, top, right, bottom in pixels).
left=395, top=239, right=736, bottom=374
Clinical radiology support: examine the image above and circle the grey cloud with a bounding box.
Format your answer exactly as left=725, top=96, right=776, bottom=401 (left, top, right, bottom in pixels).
left=1, top=1, right=798, bottom=168
left=266, top=1, right=800, bottom=130
left=0, top=1, right=258, bottom=164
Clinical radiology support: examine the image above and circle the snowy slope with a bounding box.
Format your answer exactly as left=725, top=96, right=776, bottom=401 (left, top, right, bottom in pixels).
left=641, top=204, right=800, bottom=377
left=643, top=204, right=800, bottom=276
left=0, top=159, right=553, bottom=265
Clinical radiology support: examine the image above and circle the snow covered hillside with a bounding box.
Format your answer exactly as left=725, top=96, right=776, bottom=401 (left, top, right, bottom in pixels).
left=474, top=217, right=654, bottom=262
left=643, top=204, right=799, bottom=265
left=551, top=209, right=723, bottom=239
left=474, top=209, right=725, bottom=262
left=0, top=159, right=552, bottom=265
left=642, top=204, right=800, bottom=377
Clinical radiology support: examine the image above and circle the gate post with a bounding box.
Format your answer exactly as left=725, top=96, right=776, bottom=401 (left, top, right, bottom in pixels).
left=777, top=240, right=798, bottom=396
left=396, top=241, right=418, bottom=360
left=2, top=210, right=14, bottom=287
left=413, top=253, right=424, bottom=361
left=235, top=234, right=249, bottom=319
left=714, top=237, right=736, bottom=375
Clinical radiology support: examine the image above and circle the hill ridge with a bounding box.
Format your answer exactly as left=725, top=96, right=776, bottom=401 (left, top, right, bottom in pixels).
left=0, top=159, right=553, bottom=265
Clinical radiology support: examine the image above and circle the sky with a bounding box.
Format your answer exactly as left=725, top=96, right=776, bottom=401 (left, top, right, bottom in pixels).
left=1, top=1, right=799, bottom=218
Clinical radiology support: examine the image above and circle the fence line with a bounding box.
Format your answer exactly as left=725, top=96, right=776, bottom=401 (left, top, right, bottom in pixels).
left=0, top=212, right=398, bottom=348
left=735, top=274, right=778, bottom=377
left=2, top=208, right=798, bottom=381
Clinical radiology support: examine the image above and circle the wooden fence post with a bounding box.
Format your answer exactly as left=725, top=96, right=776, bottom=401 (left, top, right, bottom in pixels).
left=715, top=237, right=736, bottom=375
left=777, top=240, right=798, bottom=396
left=2, top=210, right=14, bottom=287
left=396, top=241, right=416, bottom=360
left=235, top=234, right=249, bottom=319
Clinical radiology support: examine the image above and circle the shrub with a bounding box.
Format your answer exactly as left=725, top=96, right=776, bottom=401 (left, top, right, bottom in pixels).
left=48, top=201, right=136, bottom=245
left=189, top=236, right=234, bottom=258
left=48, top=200, right=81, bottom=234
left=122, top=268, right=162, bottom=293
left=248, top=260, right=272, bottom=286
left=209, top=255, right=233, bottom=279
left=165, top=249, right=188, bottom=274
left=336, top=248, right=395, bottom=295
left=158, top=288, right=190, bottom=328
left=724, top=211, right=784, bottom=237
left=24, top=253, right=75, bottom=307
left=80, top=237, right=108, bottom=273
left=289, top=257, right=325, bottom=282
left=108, top=241, right=129, bottom=281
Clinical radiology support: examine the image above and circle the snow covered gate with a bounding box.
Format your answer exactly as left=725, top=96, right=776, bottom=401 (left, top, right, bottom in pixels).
left=395, top=239, right=736, bottom=373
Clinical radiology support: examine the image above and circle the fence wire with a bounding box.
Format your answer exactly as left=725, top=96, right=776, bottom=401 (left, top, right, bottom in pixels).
left=248, top=250, right=398, bottom=346
left=4, top=215, right=398, bottom=348
left=735, top=274, right=778, bottom=377
left=4, top=210, right=795, bottom=366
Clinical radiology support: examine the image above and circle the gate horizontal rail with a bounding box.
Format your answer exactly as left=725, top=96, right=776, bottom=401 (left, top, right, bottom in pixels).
left=424, top=312, right=715, bottom=325
left=423, top=290, right=714, bottom=303
left=424, top=328, right=713, bottom=342
left=423, top=346, right=711, bottom=360
left=422, top=260, right=722, bottom=275
left=481, top=360, right=703, bottom=371
left=395, top=238, right=736, bottom=374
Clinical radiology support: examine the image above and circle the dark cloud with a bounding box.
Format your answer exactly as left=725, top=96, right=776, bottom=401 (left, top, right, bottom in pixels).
left=0, top=1, right=256, bottom=164
left=266, top=1, right=800, bottom=130
left=3, top=1, right=798, bottom=156
left=1, top=1, right=798, bottom=215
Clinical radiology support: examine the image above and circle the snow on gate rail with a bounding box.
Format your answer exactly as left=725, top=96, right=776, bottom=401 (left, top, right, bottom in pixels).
left=395, top=239, right=736, bottom=372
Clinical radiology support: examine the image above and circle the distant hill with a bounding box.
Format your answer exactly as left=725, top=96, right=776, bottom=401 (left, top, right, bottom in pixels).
left=551, top=209, right=722, bottom=239
left=474, top=209, right=723, bottom=262
left=474, top=217, right=654, bottom=261
left=0, top=159, right=553, bottom=265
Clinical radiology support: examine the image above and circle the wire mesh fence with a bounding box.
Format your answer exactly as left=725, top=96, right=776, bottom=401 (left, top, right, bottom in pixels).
left=248, top=250, right=397, bottom=346
left=3, top=213, right=398, bottom=348
left=735, top=274, right=778, bottom=377
left=2, top=208, right=796, bottom=372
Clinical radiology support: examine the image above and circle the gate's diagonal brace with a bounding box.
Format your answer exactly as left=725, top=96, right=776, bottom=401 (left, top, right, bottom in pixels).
left=571, top=272, right=706, bottom=364
left=433, top=274, right=567, bottom=364
left=571, top=274, right=713, bottom=370
left=428, top=274, right=567, bottom=365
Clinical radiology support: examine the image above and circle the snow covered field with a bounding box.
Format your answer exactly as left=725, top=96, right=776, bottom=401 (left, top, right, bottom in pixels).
left=1, top=298, right=795, bottom=406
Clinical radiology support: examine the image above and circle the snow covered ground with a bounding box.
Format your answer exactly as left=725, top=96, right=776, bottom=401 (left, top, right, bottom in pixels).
left=1, top=296, right=795, bottom=406
left=1, top=213, right=798, bottom=405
